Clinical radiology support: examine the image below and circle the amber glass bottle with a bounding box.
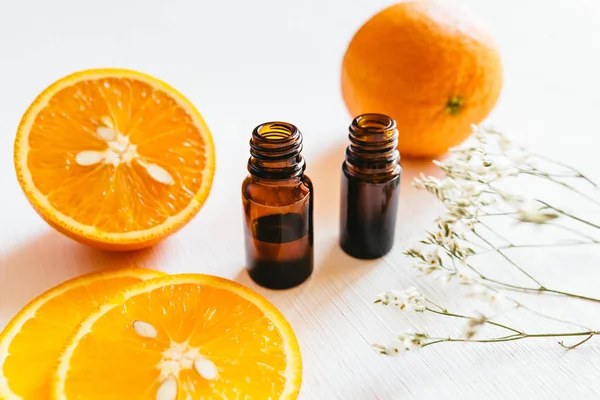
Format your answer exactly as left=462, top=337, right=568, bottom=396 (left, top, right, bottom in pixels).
left=340, top=113, right=402, bottom=259
left=242, top=122, right=314, bottom=289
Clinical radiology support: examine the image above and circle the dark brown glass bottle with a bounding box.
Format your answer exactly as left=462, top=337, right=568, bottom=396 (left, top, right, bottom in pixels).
left=242, top=122, right=314, bottom=289
left=340, top=114, right=402, bottom=259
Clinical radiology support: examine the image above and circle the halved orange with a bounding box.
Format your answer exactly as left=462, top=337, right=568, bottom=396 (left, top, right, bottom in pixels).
left=0, top=267, right=163, bottom=400
left=52, top=274, right=302, bottom=399
left=14, top=69, right=216, bottom=251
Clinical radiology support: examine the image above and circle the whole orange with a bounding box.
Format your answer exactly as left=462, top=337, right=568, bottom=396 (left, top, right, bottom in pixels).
left=341, top=0, right=503, bottom=157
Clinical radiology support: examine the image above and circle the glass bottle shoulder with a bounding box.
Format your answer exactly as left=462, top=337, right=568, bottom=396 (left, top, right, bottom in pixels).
left=242, top=175, right=312, bottom=208
left=342, top=161, right=401, bottom=183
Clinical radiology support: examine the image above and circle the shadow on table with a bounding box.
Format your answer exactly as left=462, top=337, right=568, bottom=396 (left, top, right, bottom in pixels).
left=0, top=229, right=158, bottom=316
left=235, top=241, right=381, bottom=314
left=305, top=139, right=346, bottom=222
left=399, top=156, right=440, bottom=189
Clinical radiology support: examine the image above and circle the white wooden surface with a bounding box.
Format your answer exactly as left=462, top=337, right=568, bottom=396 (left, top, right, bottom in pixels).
left=1, top=0, right=600, bottom=399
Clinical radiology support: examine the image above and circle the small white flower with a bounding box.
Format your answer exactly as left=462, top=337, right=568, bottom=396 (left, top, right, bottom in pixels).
left=509, top=150, right=531, bottom=166
left=432, top=268, right=457, bottom=283
left=436, top=214, right=459, bottom=226
left=517, top=201, right=558, bottom=224
left=480, top=195, right=498, bottom=206
left=403, top=247, right=423, bottom=259
left=462, top=219, right=475, bottom=230
left=374, top=289, right=402, bottom=306
left=447, top=203, right=474, bottom=220
left=440, top=178, right=458, bottom=190
left=497, top=135, right=512, bottom=152
left=403, top=287, right=427, bottom=312
left=374, top=292, right=390, bottom=305
left=414, top=262, right=443, bottom=276
left=424, top=249, right=441, bottom=266
left=434, top=230, right=445, bottom=241
left=373, top=330, right=428, bottom=356
left=454, top=195, right=473, bottom=208
left=413, top=262, right=429, bottom=272
left=382, top=340, right=405, bottom=356
left=467, top=314, right=488, bottom=329
left=466, top=283, right=505, bottom=304
left=397, top=329, right=428, bottom=350
left=458, top=273, right=476, bottom=286
left=462, top=181, right=483, bottom=196
left=465, top=314, right=489, bottom=339
left=375, top=287, right=426, bottom=312
left=441, top=236, right=456, bottom=251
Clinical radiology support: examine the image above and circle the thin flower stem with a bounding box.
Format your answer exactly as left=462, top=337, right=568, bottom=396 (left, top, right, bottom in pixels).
left=547, top=221, right=600, bottom=242
left=504, top=240, right=599, bottom=248
left=480, top=212, right=519, bottom=217
left=472, top=227, right=544, bottom=287
left=508, top=297, right=591, bottom=330
left=462, top=262, right=600, bottom=303
left=533, top=171, right=586, bottom=179
left=516, top=169, right=600, bottom=207
left=531, top=153, right=599, bottom=189
left=537, top=200, right=600, bottom=230
left=560, top=334, right=595, bottom=350
left=496, top=212, right=600, bottom=242
left=475, top=219, right=515, bottom=246
left=505, top=285, right=600, bottom=302
left=425, top=299, right=446, bottom=312
left=464, top=263, right=538, bottom=292
left=425, top=308, right=523, bottom=335
left=493, top=279, right=600, bottom=303
left=421, top=339, right=451, bottom=347
left=422, top=331, right=598, bottom=348
left=485, top=185, right=519, bottom=206
left=449, top=254, right=459, bottom=272
left=471, top=240, right=599, bottom=255
left=541, top=288, right=600, bottom=303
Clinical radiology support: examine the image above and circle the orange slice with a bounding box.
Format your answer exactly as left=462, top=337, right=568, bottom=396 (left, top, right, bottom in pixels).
left=14, top=69, right=216, bottom=251
left=52, top=274, right=302, bottom=399
left=0, top=267, right=163, bottom=400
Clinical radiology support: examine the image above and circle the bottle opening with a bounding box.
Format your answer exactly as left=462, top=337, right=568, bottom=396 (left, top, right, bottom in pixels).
left=352, top=113, right=396, bottom=134
left=256, top=122, right=298, bottom=141
left=248, top=121, right=305, bottom=179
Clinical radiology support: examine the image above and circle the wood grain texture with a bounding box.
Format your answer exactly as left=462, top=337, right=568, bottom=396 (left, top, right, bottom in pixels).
left=1, top=0, right=599, bottom=399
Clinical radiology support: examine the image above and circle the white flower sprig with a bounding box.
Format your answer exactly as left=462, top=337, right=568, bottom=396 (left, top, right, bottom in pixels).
left=374, top=287, right=598, bottom=353
left=373, top=329, right=429, bottom=356
left=375, top=125, right=600, bottom=354
left=375, top=287, right=427, bottom=312
left=409, top=125, right=600, bottom=302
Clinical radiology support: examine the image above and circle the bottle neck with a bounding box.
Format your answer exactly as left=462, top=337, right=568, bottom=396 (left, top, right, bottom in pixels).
left=248, top=122, right=306, bottom=180
left=344, top=113, right=400, bottom=179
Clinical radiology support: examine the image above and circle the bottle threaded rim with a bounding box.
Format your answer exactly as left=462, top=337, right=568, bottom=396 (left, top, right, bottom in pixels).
left=248, top=121, right=305, bottom=179
left=349, top=113, right=397, bottom=144
left=345, top=114, right=400, bottom=179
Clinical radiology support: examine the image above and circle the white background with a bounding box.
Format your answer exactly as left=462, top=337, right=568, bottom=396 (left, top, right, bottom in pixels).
left=1, top=0, right=600, bottom=399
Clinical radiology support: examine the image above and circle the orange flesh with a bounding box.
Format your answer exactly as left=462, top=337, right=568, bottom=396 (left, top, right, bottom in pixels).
left=61, top=282, right=291, bottom=399
left=1, top=270, right=161, bottom=399
left=27, top=77, right=208, bottom=233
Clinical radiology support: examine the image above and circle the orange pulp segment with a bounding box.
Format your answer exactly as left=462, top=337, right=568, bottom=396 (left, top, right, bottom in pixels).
left=0, top=267, right=163, bottom=399
left=14, top=68, right=216, bottom=250
left=53, top=274, right=302, bottom=399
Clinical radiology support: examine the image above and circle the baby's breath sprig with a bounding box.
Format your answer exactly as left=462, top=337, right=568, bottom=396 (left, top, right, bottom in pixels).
left=376, top=125, right=600, bottom=353
left=373, top=287, right=599, bottom=354
left=410, top=125, right=600, bottom=303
